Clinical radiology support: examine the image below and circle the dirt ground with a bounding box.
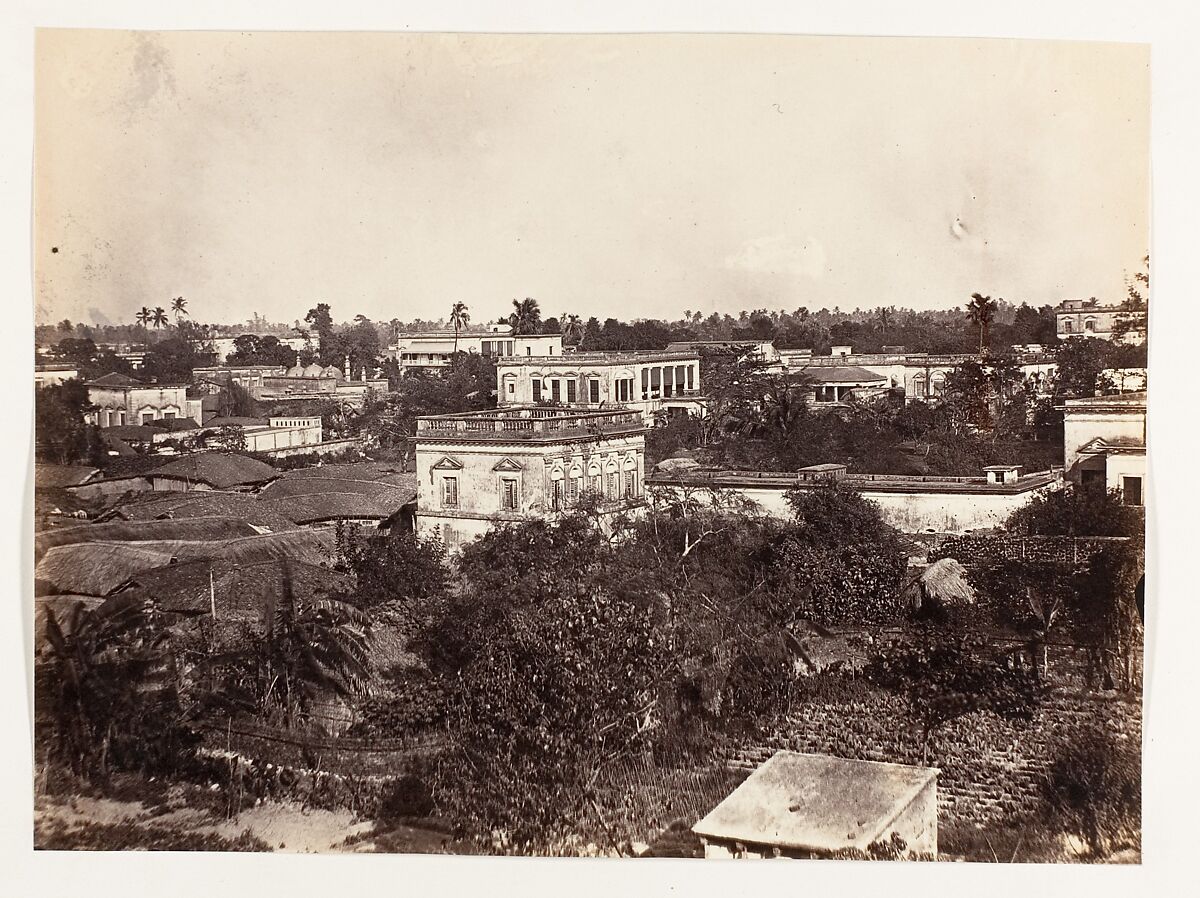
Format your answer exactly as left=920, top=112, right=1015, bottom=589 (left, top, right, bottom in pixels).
left=35, top=790, right=376, bottom=853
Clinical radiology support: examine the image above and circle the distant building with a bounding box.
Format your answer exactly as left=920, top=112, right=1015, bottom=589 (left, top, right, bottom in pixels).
left=694, top=751, right=938, bottom=859
left=805, top=365, right=890, bottom=405
left=414, top=406, right=647, bottom=549
left=497, top=349, right=703, bottom=423
left=85, top=373, right=201, bottom=427
left=192, top=358, right=388, bottom=409
left=1060, top=391, right=1147, bottom=504
left=34, top=365, right=79, bottom=389
left=391, top=325, right=563, bottom=373
left=1056, top=298, right=1145, bottom=344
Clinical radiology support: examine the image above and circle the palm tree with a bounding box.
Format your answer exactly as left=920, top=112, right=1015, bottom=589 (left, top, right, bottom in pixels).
left=965, top=292, right=998, bottom=355
left=509, top=297, right=542, bottom=335
left=561, top=313, right=584, bottom=347
left=449, top=301, right=471, bottom=361
left=151, top=307, right=168, bottom=342
left=135, top=307, right=152, bottom=351
left=170, top=296, right=188, bottom=326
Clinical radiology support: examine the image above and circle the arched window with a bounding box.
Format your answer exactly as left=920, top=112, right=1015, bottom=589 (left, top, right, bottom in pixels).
left=1062, top=319, right=1073, bottom=333
left=1084, top=317, right=1096, bottom=332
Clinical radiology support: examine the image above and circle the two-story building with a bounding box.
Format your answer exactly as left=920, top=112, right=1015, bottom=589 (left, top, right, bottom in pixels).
left=496, top=350, right=704, bottom=423
left=1056, top=298, right=1145, bottom=344
left=85, top=373, right=202, bottom=427
left=414, top=406, right=647, bottom=549
left=392, top=326, right=563, bottom=373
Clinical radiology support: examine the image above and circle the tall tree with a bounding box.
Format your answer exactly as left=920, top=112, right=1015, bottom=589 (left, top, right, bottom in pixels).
left=151, top=307, right=169, bottom=338
left=305, top=303, right=336, bottom=364
left=170, top=296, right=188, bottom=326
left=508, top=297, right=542, bottom=335
left=449, top=301, right=471, bottom=362
left=1112, top=255, right=1149, bottom=345
left=135, top=307, right=151, bottom=351
left=966, top=293, right=998, bottom=355
left=561, top=314, right=584, bottom=347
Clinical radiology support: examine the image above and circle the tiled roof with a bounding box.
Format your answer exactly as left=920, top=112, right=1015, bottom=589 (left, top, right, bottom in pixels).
left=87, top=372, right=141, bottom=387
left=151, top=452, right=277, bottom=488
left=803, top=365, right=889, bottom=384
left=35, top=464, right=101, bottom=489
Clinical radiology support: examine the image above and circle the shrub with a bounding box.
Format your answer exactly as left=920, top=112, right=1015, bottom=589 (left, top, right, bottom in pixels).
left=1042, top=723, right=1141, bottom=856
left=378, top=775, right=435, bottom=822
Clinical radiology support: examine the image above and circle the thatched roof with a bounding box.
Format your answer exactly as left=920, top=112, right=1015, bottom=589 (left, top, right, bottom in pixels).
left=118, top=558, right=352, bottom=619
left=915, top=557, right=976, bottom=605
left=271, top=462, right=413, bottom=486
left=35, top=464, right=101, bottom=489
left=97, top=491, right=299, bottom=531
left=35, top=543, right=181, bottom=596
left=258, top=477, right=415, bottom=502
left=34, top=530, right=336, bottom=597
left=35, top=516, right=262, bottom=559
left=150, top=452, right=277, bottom=489
left=259, top=492, right=414, bottom=525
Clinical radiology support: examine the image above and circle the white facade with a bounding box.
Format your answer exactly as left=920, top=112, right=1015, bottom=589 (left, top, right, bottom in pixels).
left=392, top=328, right=563, bottom=372
left=87, top=381, right=197, bottom=427
left=497, top=350, right=703, bottom=423
left=414, top=407, right=646, bottom=549
left=1060, top=391, right=1147, bottom=504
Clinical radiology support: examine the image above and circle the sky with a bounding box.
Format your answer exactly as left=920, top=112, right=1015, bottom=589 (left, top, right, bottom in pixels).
left=33, top=31, right=1150, bottom=328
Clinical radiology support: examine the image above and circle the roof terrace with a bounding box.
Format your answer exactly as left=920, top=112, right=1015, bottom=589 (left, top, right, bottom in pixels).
left=415, top=405, right=645, bottom=441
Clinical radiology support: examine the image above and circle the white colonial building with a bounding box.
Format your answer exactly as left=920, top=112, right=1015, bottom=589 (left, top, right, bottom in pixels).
left=497, top=349, right=703, bottom=423
left=1060, top=391, right=1147, bottom=505
left=414, top=406, right=647, bottom=549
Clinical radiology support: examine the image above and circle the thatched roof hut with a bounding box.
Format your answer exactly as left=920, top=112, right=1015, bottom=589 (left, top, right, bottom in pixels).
left=907, top=557, right=976, bottom=612
left=117, top=557, right=353, bottom=620
left=34, top=530, right=336, bottom=597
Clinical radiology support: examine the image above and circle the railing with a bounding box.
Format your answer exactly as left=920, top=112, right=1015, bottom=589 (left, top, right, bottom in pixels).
left=498, top=350, right=700, bottom=366
left=417, top=407, right=644, bottom=436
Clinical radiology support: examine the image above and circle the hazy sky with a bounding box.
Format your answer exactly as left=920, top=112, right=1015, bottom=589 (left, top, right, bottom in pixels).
left=34, top=31, right=1149, bottom=328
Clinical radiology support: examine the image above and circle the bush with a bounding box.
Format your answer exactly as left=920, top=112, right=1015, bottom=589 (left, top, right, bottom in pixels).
left=378, top=775, right=435, bottom=822
left=1042, top=724, right=1141, bottom=856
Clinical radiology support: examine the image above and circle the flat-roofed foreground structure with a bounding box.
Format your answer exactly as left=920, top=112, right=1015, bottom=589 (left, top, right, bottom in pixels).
left=646, top=464, right=1063, bottom=534
left=693, top=751, right=938, bottom=859
left=414, top=406, right=646, bottom=549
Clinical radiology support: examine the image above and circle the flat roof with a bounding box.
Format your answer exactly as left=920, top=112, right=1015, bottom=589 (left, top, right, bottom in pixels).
left=646, top=467, right=1060, bottom=496
left=693, top=751, right=936, bottom=853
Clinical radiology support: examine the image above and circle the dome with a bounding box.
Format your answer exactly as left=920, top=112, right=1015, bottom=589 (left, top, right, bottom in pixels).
left=286, top=364, right=304, bottom=377
left=302, top=363, right=325, bottom=377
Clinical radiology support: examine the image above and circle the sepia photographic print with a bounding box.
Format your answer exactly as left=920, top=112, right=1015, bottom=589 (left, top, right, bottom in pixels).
left=27, top=28, right=1150, bottom=865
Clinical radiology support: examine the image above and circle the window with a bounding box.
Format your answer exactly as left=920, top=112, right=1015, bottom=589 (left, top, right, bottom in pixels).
left=533, top=380, right=542, bottom=402
left=568, top=476, right=580, bottom=500
left=624, top=470, right=636, bottom=498
left=501, top=477, right=518, bottom=511
left=607, top=472, right=618, bottom=499
left=551, top=379, right=561, bottom=402
left=1062, top=320, right=1073, bottom=333
left=641, top=369, right=649, bottom=399
left=552, top=479, right=565, bottom=510
left=163, top=411, right=176, bottom=421
left=567, top=379, right=577, bottom=403
left=526, top=346, right=531, bottom=356
left=442, top=476, right=458, bottom=507
left=506, top=381, right=515, bottom=395
left=588, top=379, right=601, bottom=403
left=142, top=412, right=155, bottom=424
left=1122, top=476, right=1143, bottom=506
left=1084, top=318, right=1096, bottom=332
